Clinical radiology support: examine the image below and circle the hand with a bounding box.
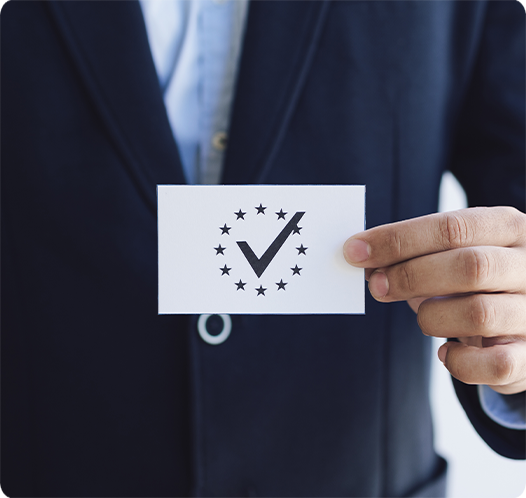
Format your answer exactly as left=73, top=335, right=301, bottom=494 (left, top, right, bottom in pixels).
left=343, top=207, right=526, bottom=395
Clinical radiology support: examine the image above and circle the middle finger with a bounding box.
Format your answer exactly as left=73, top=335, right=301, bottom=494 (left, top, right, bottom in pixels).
left=368, top=246, right=526, bottom=301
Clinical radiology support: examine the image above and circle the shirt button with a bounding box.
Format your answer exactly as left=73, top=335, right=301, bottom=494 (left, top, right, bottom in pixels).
left=212, top=132, right=228, bottom=151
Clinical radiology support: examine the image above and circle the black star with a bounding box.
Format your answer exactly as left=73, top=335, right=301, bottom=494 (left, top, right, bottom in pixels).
left=220, top=264, right=231, bottom=276
left=220, top=223, right=231, bottom=235
left=296, top=244, right=307, bottom=255
left=255, top=203, right=267, bottom=215
left=235, top=279, right=246, bottom=291
left=276, top=209, right=287, bottom=220
left=214, top=244, right=226, bottom=255
left=291, top=265, right=302, bottom=276
left=292, top=225, right=302, bottom=235
left=235, top=209, right=246, bottom=220
left=256, top=285, right=267, bottom=296
left=276, top=279, right=287, bottom=291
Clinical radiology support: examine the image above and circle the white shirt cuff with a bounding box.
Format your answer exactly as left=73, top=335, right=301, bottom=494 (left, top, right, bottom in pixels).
left=478, top=385, right=526, bottom=430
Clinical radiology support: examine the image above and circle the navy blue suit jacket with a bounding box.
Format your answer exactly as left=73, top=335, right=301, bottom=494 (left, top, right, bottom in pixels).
left=2, top=1, right=525, bottom=496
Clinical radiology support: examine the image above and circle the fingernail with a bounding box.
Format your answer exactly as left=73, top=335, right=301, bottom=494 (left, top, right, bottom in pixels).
left=438, top=343, right=449, bottom=363
left=368, top=271, right=388, bottom=298
left=343, top=239, right=370, bottom=264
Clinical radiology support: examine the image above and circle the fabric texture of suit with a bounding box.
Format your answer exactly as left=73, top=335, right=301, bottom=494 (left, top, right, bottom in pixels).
left=2, top=1, right=525, bottom=496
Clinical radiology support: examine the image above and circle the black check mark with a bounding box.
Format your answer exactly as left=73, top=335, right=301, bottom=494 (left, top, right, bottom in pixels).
left=236, top=211, right=305, bottom=278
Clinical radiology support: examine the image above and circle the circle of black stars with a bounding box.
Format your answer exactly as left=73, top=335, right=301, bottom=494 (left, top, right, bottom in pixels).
left=215, top=204, right=307, bottom=296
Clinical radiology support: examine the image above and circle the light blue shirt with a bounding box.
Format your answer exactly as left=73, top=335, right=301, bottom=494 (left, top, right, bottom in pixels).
left=139, top=0, right=525, bottom=431
left=479, top=385, right=526, bottom=430
left=139, top=0, right=248, bottom=184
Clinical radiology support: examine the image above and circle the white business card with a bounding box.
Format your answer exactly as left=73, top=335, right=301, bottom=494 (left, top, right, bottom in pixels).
left=158, top=185, right=365, bottom=314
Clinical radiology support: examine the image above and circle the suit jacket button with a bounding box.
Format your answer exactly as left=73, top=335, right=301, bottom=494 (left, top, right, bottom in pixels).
left=197, top=314, right=231, bottom=345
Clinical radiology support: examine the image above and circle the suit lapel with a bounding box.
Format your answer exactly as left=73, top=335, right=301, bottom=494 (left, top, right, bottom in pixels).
left=48, top=0, right=331, bottom=194
left=48, top=1, right=186, bottom=213
left=222, top=0, right=331, bottom=184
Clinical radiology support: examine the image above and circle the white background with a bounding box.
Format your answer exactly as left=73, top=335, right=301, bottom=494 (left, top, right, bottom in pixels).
left=434, top=172, right=526, bottom=498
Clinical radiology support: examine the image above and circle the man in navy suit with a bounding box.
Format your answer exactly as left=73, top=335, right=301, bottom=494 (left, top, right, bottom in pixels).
left=2, top=1, right=525, bottom=496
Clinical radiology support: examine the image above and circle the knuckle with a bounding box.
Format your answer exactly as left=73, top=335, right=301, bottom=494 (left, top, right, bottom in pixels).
left=491, top=348, right=516, bottom=384
left=462, top=248, right=492, bottom=287
left=417, top=299, right=447, bottom=337
left=446, top=350, right=471, bottom=383
left=469, top=295, right=497, bottom=335
left=508, top=207, right=526, bottom=243
left=400, top=263, right=416, bottom=293
left=386, top=229, right=403, bottom=260
left=417, top=306, right=430, bottom=335
left=500, top=205, right=520, bottom=219
left=439, top=213, right=472, bottom=249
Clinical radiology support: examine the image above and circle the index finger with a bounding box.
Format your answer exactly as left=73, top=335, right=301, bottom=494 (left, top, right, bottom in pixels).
left=343, top=206, right=525, bottom=268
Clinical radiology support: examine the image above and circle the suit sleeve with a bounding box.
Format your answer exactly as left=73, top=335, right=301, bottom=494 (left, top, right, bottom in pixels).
left=452, top=379, right=525, bottom=459
left=448, top=0, right=525, bottom=211
left=447, top=1, right=526, bottom=460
